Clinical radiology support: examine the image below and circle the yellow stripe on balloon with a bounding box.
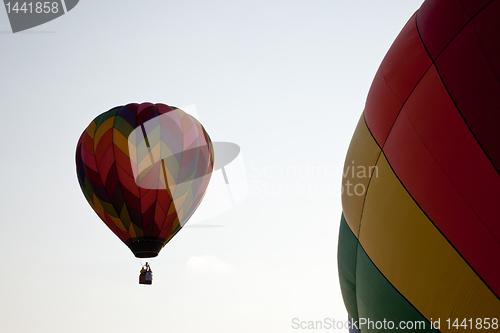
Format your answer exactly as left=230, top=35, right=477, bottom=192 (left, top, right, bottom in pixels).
left=109, top=214, right=127, bottom=232
left=85, top=121, right=97, bottom=139
left=359, top=154, right=500, bottom=329
left=94, top=117, right=115, bottom=149
left=128, top=223, right=137, bottom=238
left=341, top=113, right=382, bottom=237
left=91, top=193, right=105, bottom=219
left=113, top=128, right=131, bottom=158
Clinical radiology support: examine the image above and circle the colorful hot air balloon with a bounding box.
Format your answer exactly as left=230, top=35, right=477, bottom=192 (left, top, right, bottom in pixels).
left=338, top=0, right=500, bottom=332
left=76, top=103, right=214, bottom=259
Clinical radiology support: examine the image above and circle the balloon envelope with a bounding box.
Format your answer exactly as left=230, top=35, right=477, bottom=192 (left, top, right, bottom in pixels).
left=338, top=0, right=500, bottom=331
left=76, top=103, right=214, bottom=258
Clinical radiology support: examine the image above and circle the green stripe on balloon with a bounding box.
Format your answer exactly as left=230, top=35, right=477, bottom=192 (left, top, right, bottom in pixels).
left=338, top=214, right=437, bottom=332
left=338, top=213, right=359, bottom=323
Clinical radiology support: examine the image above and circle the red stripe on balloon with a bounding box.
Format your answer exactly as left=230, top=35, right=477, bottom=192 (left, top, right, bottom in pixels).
left=434, top=13, right=500, bottom=171
left=416, top=0, right=470, bottom=59
left=383, top=66, right=500, bottom=295
left=365, top=14, right=432, bottom=147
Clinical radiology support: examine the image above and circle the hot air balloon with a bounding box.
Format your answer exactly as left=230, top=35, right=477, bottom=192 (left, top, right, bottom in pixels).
left=338, top=0, right=500, bottom=331
left=76, top=103, right=214, bottom=283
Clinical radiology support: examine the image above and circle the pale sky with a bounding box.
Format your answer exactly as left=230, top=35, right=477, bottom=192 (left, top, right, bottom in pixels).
left=0, top=1, right=423, bottom=332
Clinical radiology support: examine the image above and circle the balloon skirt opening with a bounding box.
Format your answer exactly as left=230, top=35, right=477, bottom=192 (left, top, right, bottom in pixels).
left=128, top=240, right=164, bottom=258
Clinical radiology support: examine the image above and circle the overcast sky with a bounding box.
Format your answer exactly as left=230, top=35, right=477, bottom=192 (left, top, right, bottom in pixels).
left=0, top=1, right=424, bottom=332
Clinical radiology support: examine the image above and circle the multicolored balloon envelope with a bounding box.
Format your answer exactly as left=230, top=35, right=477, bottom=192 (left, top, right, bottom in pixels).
left=76, top=103, right=214, bottom=258
left=338, top=0, right=500, bottom=331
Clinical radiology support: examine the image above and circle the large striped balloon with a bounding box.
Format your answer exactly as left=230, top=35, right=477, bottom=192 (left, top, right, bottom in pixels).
left=338, top=0, right=500, bottom=332
left=76, top=103, right=214, bottom=258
